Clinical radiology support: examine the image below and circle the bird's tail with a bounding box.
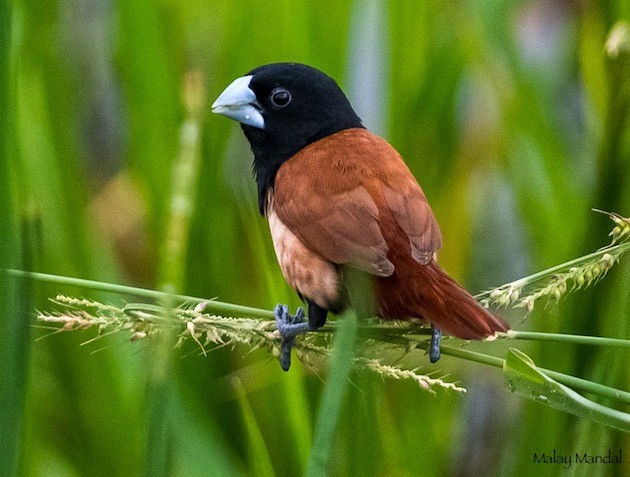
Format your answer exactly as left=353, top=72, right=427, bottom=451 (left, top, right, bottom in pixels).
left=420, top=262, right=509, bottom=339
left=378, top=261, right=509, bottom=339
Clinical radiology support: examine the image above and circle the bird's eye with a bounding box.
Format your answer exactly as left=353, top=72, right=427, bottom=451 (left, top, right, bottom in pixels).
left=270, top=88, right=292, bottom=108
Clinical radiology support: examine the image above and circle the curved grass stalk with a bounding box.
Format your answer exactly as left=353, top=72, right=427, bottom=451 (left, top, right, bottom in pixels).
left=437, top=345, right=630, bottom=406
left=500, top=330, right=630, bottom=348
left=2, top=268, right=274, bottom=319
left=476, top=210, right=630, bottom=311
left=476, top=241, right=630, bottom=302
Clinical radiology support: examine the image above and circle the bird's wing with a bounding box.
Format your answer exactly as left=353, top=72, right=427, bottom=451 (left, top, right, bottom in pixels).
left=381, top=181, right=442, bottom=265
left=271, top=128, right=442, bottom=275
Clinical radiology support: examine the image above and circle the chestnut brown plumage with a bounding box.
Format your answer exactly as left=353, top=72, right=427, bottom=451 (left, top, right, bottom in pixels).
left=212, top=63, right=509, bottom=370
left=271, top=127, right=508, bottom=339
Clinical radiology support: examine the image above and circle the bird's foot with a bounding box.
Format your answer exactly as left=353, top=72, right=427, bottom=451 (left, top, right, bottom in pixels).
left=429, top=326, right=442, bottom=363
left=274, top=304, right=310, bottom=371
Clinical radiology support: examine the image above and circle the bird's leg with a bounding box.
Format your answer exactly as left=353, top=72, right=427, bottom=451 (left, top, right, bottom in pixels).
left=306, top=299, right=328, bottom=329
left=429, top=325, right=442, bottom=363
left=274, top=304, right=308, bottom=371
left=274, top=302, right=328, bottom=371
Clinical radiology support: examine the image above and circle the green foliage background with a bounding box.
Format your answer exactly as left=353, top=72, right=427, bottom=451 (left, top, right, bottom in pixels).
left=1, top=0, right=629, bottom=475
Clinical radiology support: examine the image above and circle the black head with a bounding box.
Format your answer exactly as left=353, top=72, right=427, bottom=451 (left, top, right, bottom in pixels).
left=212, top=63, right=364, bottom=212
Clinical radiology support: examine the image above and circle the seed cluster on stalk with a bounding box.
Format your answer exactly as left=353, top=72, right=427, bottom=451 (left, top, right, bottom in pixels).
left=479, top=210, right=629, bottom=313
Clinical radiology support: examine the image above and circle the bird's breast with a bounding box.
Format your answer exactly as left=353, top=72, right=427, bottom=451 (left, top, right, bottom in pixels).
left=266, top=194, right=341, bottom=310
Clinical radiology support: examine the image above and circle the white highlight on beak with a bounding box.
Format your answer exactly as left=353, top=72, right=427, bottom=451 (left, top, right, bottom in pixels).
left=212, top=75, right=265, bottom=129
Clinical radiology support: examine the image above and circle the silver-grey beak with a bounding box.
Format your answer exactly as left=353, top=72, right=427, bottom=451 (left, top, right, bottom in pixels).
left=212, top=75, right=265, bottom=129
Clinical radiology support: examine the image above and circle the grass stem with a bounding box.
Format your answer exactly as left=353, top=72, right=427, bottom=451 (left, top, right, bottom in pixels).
left=439, top=345, right=630, bottom=405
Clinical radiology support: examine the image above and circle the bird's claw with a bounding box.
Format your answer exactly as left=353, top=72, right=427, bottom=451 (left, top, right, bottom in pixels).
left=274, top=304, right=309, bottom=371
left=429, top=325, right=442, bottom=363
left=274, top=304, right=305, bottom=329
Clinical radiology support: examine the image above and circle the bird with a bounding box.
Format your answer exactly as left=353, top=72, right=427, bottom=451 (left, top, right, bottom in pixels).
left=212, top=63, right=509, bottom=371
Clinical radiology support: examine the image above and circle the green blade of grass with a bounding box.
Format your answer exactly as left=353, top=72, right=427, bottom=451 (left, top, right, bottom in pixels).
left=142, top=362, right=175, bottom=477
left=0, top=276, right=22, bottom=477
left=503, top=348, right=630, bottom=432
left=0, top=205, right=41, bottom=476
left=0, top=3, right=26, bottom=475
left=232, top=378, right=276, bottom=477
left=171, top=398, right=243, bottom=476
left=306, top=310, right=358, bottom=476
left=143, top=72, right=204, bottom=477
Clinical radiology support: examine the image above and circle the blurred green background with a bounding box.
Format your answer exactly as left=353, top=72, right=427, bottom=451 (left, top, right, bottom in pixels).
left=1, top=0, right=629, bottom=475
